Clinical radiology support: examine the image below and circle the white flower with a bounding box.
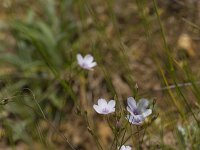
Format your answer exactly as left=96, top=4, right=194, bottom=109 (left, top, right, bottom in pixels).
left=77, top=53, right=97, bottom=70
left=126, top=97, right=152, bottom=125
left=119, top=145, right=132, bottom=150
left=93, top=98, right=115, bottom=115
left=177, top=125, right=186, bottom=135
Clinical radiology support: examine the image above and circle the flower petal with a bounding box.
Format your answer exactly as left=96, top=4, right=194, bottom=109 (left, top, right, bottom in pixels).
left=93, top=105, right=102, bottom=114
left=108, top=107, right=115, bottom=113
left=126, top=146, right=132, bottom=150
left=127, top=97, right=137, bottom=111
left=82, top=64, right=92, bottom=70
left=126, top=115, right=144, bottom=125
left=142, top=109, right=152, bottom=118
left=108, top=100, right=116, bottom=108
left=88, top=62, right=97, bottom=68
left=126, top=106, right=134, bottom=115
left=77, top=54, right=83, bottom=64
left=119, top=145, right=131, bottom=150
left=119, top=145, right=125, bottom=150
left=137, top=98, right=149, bottom=112
left=119, top=145, right=132, bottom=150
left=84, top=54, right=94, bottom=63
left=97, top=98, right=107, bottom=107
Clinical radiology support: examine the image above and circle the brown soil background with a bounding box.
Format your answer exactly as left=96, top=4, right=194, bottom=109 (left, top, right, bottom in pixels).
left=0, top=0, right=200, bottom=149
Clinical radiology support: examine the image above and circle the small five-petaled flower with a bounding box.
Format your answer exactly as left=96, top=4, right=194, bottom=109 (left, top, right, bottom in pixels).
left=93, top=98, right=116, bottom=115
left=126, top=97, right=152, bottom=125
left=77, top=53, right=97, bottom=70
left=119, top=145, right=132, bottom=150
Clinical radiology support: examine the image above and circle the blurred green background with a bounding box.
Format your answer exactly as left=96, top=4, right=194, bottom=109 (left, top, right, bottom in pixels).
left=0, top=0, right=200, bottom=149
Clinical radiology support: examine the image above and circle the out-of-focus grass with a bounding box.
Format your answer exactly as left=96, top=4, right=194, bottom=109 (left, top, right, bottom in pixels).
left=0, top=0, right=200, bottom=149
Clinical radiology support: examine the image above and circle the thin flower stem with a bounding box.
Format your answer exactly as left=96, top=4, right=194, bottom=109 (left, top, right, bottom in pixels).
left=84, top=113, right=104, bottom=150
left=79, top=73, right=87, bottom=111
left=156, top=60, right=184, bottom=116
left=122, top=127, right=145, bottom=146
left=118, top=128, right=127, bottom=149
left=109, top=134, right=116, bottom=150
left=136, top=126, right=140, bottom=150
left=140, top=127, right=147, bottom=146
left=152, top=0, right=174, bottom=71
left=182, top=18, right=200, bottom=31
left=155, top=81, right=200, bottom=91
left=27, top=88, right=77, bottom=150
left=106, top=116, right=119, bottom=150
left=8, top=95, right=77, bottom=150
left=152, top=0, right=197, bottom=124
left=119, top=119, right=131, bottom=148
left=105, top=0, right=137, bottom=96
left=174, top=83, right=200, bottom=126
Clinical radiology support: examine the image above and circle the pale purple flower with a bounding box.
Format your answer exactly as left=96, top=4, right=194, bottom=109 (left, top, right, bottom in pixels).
left=126, top=97, right=152, bottom=125
left=119, top=145, right=132, bottom=150
left=77, top=53, right=97, bottom=70
left=126, top=114, right=144, bottom=125
left=93, top=98, right=115, bottom=115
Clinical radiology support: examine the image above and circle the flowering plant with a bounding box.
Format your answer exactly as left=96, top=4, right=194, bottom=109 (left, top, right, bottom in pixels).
left=126, top=97, right=152, bottom=125
left=93, top=98, right=116, bottom=115
left=77, top=53, right=97, bottom=70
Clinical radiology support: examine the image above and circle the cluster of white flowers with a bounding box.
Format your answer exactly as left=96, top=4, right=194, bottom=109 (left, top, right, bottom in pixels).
left=77, top=53, right=152, bottom=150
left=93, top=97, right=152, bottom=125
left=92, top=97, right=152, bottom=150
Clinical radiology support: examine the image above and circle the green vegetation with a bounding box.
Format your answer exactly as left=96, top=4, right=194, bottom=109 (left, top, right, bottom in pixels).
left=0, top=0, right=200, bottom=149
